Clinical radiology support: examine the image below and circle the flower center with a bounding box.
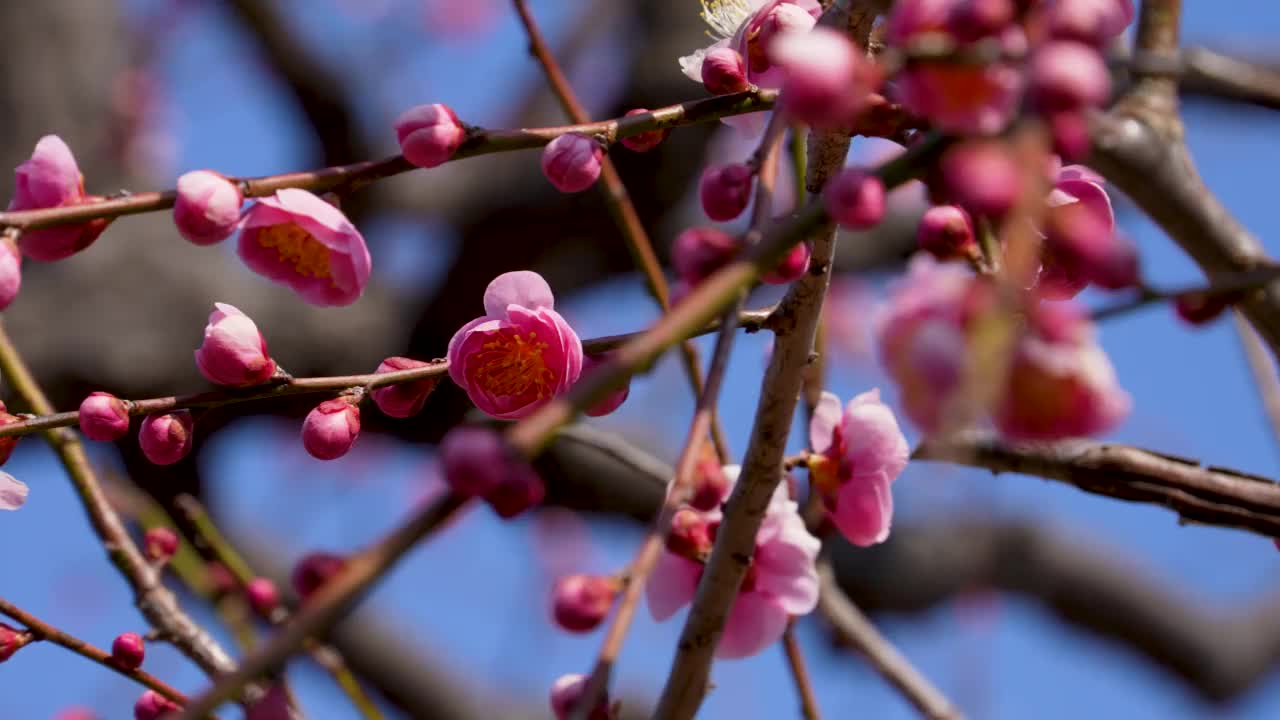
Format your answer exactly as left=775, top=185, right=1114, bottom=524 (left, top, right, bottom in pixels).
left=472, top=329, right=555, bottom=399
left=700, top=0, right=753, bottom=39
left=256, top=223, right=333, bottom=279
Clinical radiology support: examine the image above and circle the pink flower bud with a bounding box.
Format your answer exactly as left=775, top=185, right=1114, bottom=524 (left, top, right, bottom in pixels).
left=948, top=0, right=1015, bottom=41
left=672, top=226, right=740, bottom=287
left=441, top=426, right=507, bottom=497
left=688, top=458, right=730, bottom=512
left=484, top=463, right=546, bottom=519
left=769, top=27, right=877, bottom=128
left=938, top=141, right=1020, bottom=219
left=552, top=574, right=619, bottom=633
left=194, top=303, right=276, bottom=387
left=701, top=47, right=749, bottom=95
left=762, top=241, right=811, bottom=284
left=699, top=164, right=754, bottom=221
left=371, top=357, right=440, bottom=418
left=1029, top=42, right=1111, bottom=112
left=54, top=707, right=97, bottom=720
left=139, top=411, right=194, bottom=466
left=133, top=691, right=181, bottom=720
left=173, top=170, right=243, bottom=246
left=292, top=551, right=347, bottom=600
left=550, top=673, right=611, bottom=720
left=9, top=135, right=110, bottom=262
left=0, top=623, right=29, bottom=662
left=667, top=507, right=714, bottom=559
left=541, top=134, right=603, bottom=193
left=79, top=392, right=131, bottom=441
left=823, top=168, right=886, bottom=230
left=619, top=109, right=668, bottom=153
left=0, top=239, right=20, bottom=311
left=246, top=577, right=281, bottom=616
left=581, top=355, right=630, bottom=417
left=1042, top=0, right=1134, bottom=46
left=111, top=632, right=145, bottom=670
left=1174, top=291, right=1230, bottom=326
left=394, top=103, right=466, bottom=168
left=144, top=527, right=179, bottom=563
left=917, top=205, right=976, bottom=260
left=302, top=398, right=360, bottom=460
left=755, top=4, right=818, bottom=67
left=0, top=411, right=22, bottom=467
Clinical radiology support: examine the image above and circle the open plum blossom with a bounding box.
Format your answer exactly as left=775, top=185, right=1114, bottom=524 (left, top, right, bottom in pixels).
left=875, top=254, right=977, bottom=433
left=679, top=1, right=820, bottom=88
left=995, top=301, right=1130, bottom=439
left=807, top=390, right=908, bottom=547
left=7, top=135, right=110, bottom=261
left=237, top=188, right=372, bottom=306
left=648, top=465, right=820, bottom=659
left=448, top=271, right=583, bottom=420
left=877, top=254, right=1130, bottom=439
left=1037, top=163, right=1138, bottom=298
left=0, top=472, right=28, bottom=511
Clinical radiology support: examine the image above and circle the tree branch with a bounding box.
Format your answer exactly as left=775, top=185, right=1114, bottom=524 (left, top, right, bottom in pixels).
left=913, top=434, right=1280, bottom=537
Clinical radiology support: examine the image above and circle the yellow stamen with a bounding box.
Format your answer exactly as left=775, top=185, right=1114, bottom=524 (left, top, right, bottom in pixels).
left=699, top=0, right=753, bottom=39
left=256, top=223, right=333, bottom=279
left=473, top=330, right=555, bottom=399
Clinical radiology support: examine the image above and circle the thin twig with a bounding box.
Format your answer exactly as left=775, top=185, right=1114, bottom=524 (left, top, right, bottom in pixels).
left=174, top=496, right=385, bottom=720
left=815, top=563, right=962, bottom=720
left=510, top=0, right=732, bottom=462
left=0, top=322, right=237, bottom=679
left=175, top=491, right=469, bottom=719
left=1090, top=266, right=1280, bottom=322
left=1234, top=313, right=1280, bottom=462
left=0, top=309, right=774, bottom=440
left=0, top=91, right=776, bottom=232
left=0, top=597, right=198, bottom=710
left=781, top=623, right=824, bottom=720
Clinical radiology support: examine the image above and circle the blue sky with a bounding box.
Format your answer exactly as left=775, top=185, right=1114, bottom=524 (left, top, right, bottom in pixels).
left=4, top=1, right=1280, bottom=718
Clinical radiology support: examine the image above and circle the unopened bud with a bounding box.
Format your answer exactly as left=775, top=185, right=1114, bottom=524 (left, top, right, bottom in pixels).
left=246, top=577, right=281, bottom=617
left=619, top=109, right=668, bottom=153
left=111, top=632, right=145, bottom=670
left=138, top=411, right=194, bottom=466
left=823, top=168, right=886, bottom=230
left=291, top=552, right=347, bottom=600
left=666, top=507, right=713, bottom=560
left=688, top=459, right=730, bottom=512
left=917, top=205, right=976, bottom=260
left=394, top=103, right=466, bottom=169
left=79, top=392, right=130, bottom=442
left=173, top=170, right=243, bottom=246
left=0, top=623, right=30, bottom=662
left=371, top=357, right=440, bottom=418
left=762, top=241, right=811, bottom=285
left=302, top=397, right=361, bottom=460
left=133, top=690, right=181, bottom=720
left=672, top=227, right=740, bottom=287
left=552, top=574, right=619, bottom=633
left=699, top=164, right=754, bottom=222
left=143, top=527, right=179, bottom=564
left=701, top=47, right=749, bottom=95
left=541, top=134, right=603, bottom=193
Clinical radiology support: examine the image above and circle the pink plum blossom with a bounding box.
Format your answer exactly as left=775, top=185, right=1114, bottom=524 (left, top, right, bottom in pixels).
left=441, top=425, right=508, bottom=497
left=302, top=397, right=361, bottom=460
left=823, top=167, right=886, bottom=230
left=994, top=302, right=1130, bottom=439
left=917, top=204, right=976, bottom=261
left=875, top=254, right=978, bottom=432
left=7, top=135, right=110, bottom=261
left=767, top=26, right=878, bottom=128
left=700, top=47, right=750, bottom=95
left=699, top=163, right=754, bottom=221
left=541, top=134, right=603, bottom=193
left=236, top=188, right=372, bottom=307
left=1028, top=41, right=1111, bottom=113
left=371, top=357, right=440, bottom=418
left=550, top=673, right=611, bottom=720
left=447, top=271, right=583, bottom=420
left=139, top=411, right=194, bottom=466
left=1037, top=0, right=1135, bottom=46
left=672, top=226, right=740, bottom=288
left=807, top=389, right=909, bottom=546
left=1037, top=164, right=1138, bottom=295
left=143, top=527, right=178, bottom=563
left=762, top=241, right=810, bottom=284
left=194, top=303, right=276, bottom=387
left=679, top=1, right=821, bottom=90
left=0, top=472, right=28, bottom=511
left=647, top=465, right=820, bottom=659
left=133, top=691, right=180, bottom=720
left=79, top=392, right=131, bottom=441
left=0, top=240, right=21, bottom=310
left=886, top=0, right=1022, bottom=134
left=552, top=574, right=619, bottom=632
left=173, top=170, right=243, bottom=245
left=394, top=103, right=466, bottom=168
left=111, top=632, right=145, bottom=670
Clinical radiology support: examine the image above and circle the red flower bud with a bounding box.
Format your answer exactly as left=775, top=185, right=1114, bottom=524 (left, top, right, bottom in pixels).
left=701, top=47, right=749, bottom=95
left=79, top=392, right=131, bottom=441
left=291, top=552, right=347, bottom=600
left=111, top=632, right=145, bottom=670
left=143, top=527, right=179, bottom=563
left=619, top=109, right=668, bottom=153
left=551, top=574, right=619, bottom=633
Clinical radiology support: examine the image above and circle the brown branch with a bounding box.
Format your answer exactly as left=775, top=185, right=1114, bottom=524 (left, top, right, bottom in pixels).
left=0, top=308, right=774, bottom=440
left=781, top=623, right=824, bottom=720
left=175, top=491, right=469, bottom=719
left=0, top=322, right=237, bottom=679
left=0, top=91, right=777, bottom=232
left=1090, top=266, right=1280, bottom=322
left=913, top=434, right=1280, bottom=537
left=511, top=0, right=731, bottom=461
left=0, top=596, right=197, bottom=709
left=1234, top=314, right=1280, bottom=458
left=815, top=563, right=962, bottom=720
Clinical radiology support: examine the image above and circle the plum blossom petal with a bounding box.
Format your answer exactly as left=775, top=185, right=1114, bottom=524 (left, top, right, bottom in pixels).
left=718, top=592, right=791, bottom=659
left=646, top=552, right=702, bottom=621
left=0, top=473, right=27, bottom=511
left=483, top=270, right=555, bottom=316
left=809, top=391, right=842, bottom=456
left=829, top=472, right=894, bottom=547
